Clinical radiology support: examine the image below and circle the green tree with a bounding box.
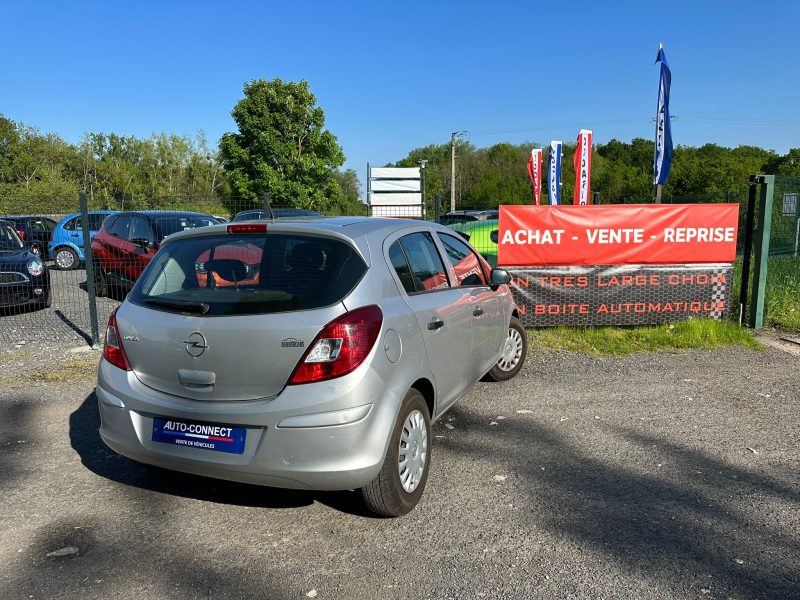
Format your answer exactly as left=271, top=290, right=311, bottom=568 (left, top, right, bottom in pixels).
left=330, top=168, right=365, bottom=214
left=218, top=78, right=345, bottom=213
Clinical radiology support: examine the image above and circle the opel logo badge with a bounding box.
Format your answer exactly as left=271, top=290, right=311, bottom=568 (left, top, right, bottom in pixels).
left=183, top=332, right=208, bottom=357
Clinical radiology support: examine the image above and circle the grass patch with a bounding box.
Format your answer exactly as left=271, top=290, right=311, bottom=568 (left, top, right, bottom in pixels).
left=0, top=352, right=100, bottom=387
left=732, top=255, right=800, bottom=332
left=40, top=353, right=101, bottom=383
left=529, top=319, right=763, bottom=356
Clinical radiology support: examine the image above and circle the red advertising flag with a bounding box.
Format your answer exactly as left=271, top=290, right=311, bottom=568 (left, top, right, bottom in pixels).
left=573, top=129, right=592, bottom=205
left=497, top=203, right=740, bottom=266
left=527, top=149, right=542, bottom=205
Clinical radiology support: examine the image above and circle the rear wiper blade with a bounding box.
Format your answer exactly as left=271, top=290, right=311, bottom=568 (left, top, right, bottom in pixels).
left=143, top=298, right=210, bottom=314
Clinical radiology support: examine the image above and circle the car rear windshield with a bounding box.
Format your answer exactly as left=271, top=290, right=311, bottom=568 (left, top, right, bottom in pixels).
left=128, top=232, right=367, bottom=316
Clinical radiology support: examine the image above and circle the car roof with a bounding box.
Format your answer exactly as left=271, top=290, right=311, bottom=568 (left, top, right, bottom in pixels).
left=2, top=215, right=54, bottom=220
left=59, top=210, right=117, bottom=220
left=164, top=216, right=450, bottom=244
left=113, top=210, right=216, bottom=218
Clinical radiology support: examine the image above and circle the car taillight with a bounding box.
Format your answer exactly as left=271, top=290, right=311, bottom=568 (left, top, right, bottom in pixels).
left=103, top=309, right=131, bottom=371
left=289, top=305, right=383, bottom=385
left=17, top=230, right=25, bottom=239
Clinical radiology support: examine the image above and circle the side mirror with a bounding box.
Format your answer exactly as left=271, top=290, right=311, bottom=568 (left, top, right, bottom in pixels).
left=131, top=238, right=156, bottom=252
left=490, top=268, right=511, bottom=290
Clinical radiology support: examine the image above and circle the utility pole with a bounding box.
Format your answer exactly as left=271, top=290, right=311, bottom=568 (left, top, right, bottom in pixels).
left=450, top=132, right=457, bottom=213
left=449, top=131, right=467, bottom=213
left=418, top=159, right=428, bottom=218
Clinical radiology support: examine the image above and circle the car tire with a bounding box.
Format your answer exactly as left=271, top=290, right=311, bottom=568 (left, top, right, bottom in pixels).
left=484, top=316, right=528, bottom=382
left=55, top=247, right=79, bottom=270
left=360, top=389, right=431, bottom=517
left=93, top=261, right=108, bottom=298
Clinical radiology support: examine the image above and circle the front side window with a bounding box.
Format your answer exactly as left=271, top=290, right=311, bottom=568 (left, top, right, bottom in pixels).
left=108, top=215, right=130, bottom=239
left=234, top=210, right=264, bottom=222
left=438, top=233, right=487, bottom=287
left=154, top=215, right=218, bottom=240
left=128, top=216, right=153, bottom=243
left=31, top=218, right=55, bottom=233
left=394, top=232, right=449, bottom=293
left=129, top=233, right=366, bottom=316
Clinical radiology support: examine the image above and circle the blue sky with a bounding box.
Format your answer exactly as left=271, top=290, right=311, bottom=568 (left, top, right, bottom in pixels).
left=2, top=0, right=798, bottom=177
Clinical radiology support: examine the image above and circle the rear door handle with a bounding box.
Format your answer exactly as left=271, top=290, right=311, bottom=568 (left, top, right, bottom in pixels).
left=473, top=308, right=484, bottom=317
left=427, top=319, right=444, bottom=331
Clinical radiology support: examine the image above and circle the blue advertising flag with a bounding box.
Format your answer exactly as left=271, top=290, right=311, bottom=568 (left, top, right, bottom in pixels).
left=548, top=140, right=562, bottom=205
left=653, top=44, right=673, bottom=186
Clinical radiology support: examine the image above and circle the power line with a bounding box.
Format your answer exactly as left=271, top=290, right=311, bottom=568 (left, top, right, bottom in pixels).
left=678, top=117, right=800, bottom=126
left=467, top=118, right=652, bottom=136
left=464, top=116, right=800, bottom=137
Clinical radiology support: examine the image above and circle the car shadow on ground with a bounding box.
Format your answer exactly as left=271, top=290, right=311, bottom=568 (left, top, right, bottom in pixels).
left=68, top=392, right=379, bottom=518
left=438, top=404, right=800, bottom=599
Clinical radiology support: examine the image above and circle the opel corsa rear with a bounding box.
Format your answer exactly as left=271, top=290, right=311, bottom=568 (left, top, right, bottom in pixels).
left=96, top=217, right=527, bottom=516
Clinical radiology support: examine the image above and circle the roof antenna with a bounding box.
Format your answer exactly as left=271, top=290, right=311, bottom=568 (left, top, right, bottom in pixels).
left=262, top=192, right=276, bottom=220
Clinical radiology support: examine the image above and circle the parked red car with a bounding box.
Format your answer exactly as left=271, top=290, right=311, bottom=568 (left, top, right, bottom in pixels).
left=91, top=211, right=219, bottom=297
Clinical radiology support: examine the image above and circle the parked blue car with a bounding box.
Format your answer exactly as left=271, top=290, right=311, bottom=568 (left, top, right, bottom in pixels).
left=48, top=211, right=117, bottom=270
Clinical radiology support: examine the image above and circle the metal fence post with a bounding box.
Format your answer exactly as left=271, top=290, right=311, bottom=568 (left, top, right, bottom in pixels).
left=262, top=192, right=274, bottom=219
left=434, top=194, right=441, bottom=223
left=749, top=175, right=774, bottom=329
left=80, top=191, right=101, bottom=348
left=739, top=176, right=759, bottom=325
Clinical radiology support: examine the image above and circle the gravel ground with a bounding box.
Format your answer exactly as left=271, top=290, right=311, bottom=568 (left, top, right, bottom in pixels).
left=0, top=267, right=120, bottom=349
left=1, top=342, right=798, bottom=600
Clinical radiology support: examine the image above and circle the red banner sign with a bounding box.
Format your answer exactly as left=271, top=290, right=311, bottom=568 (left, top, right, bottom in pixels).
left=498, top=204, right=740, bottom=266
left=527, top=149, right=542, bottom=205
left=573, top=130, right=592, bottom=205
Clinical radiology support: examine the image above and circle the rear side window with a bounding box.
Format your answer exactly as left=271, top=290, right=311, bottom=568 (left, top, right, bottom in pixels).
left=388, top=242, right=416, bottom=294
left=0, top=224, right=24, bottom=250
left=438, top=233, right=487, bottom=287
left=390, top=232, right=449, bottom=294
left=129, top=233, right=366, bottom=316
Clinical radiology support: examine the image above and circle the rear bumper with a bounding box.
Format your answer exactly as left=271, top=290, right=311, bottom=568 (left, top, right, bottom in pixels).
left=96, top=358, right=402, bottom=491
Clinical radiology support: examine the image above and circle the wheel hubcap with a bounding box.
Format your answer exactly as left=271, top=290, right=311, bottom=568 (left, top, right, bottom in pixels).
left=497, top=327, right=523, bottom=372
left=398, top=409, right=428, bottom=494
left=56, top=250, right=73, bottom=269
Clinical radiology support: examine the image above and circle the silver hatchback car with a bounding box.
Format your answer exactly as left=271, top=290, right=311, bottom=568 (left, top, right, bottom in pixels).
left=96, top=217, right=527, bottom=516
